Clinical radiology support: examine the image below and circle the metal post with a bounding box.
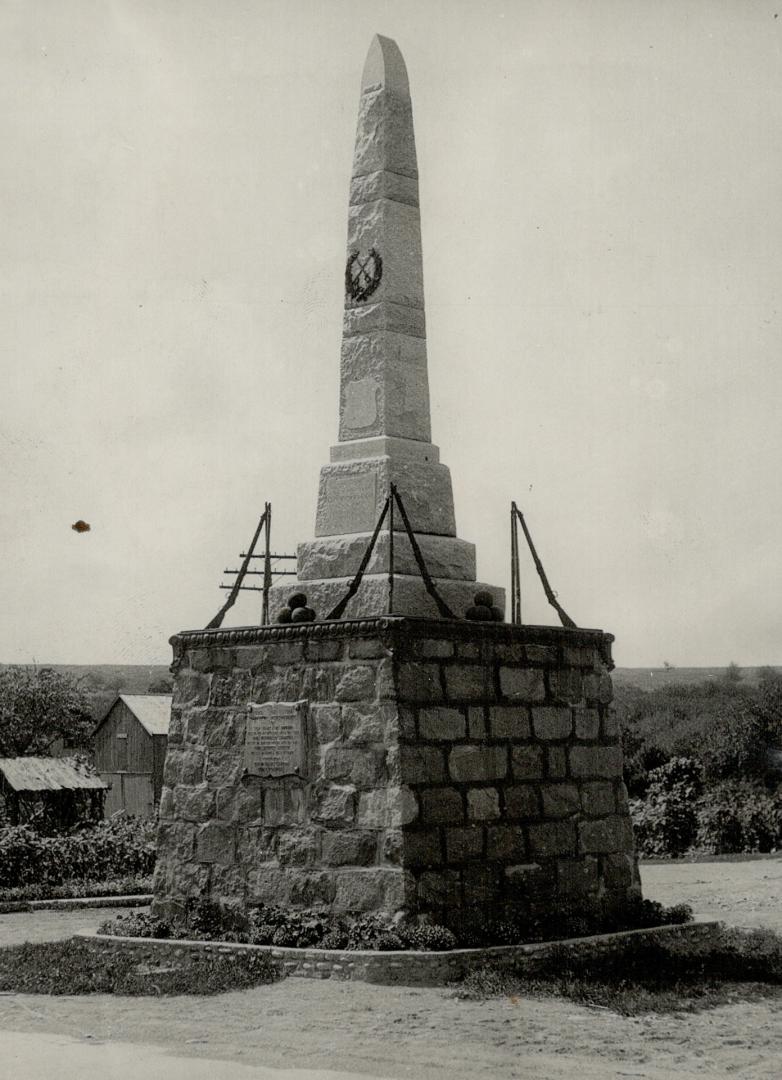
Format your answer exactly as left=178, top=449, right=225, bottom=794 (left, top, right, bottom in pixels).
left=388, top=486, right=395, bottom=614
left=511, top=501, right=522, bottom=625
left=262, top=501, right=272, bottom=625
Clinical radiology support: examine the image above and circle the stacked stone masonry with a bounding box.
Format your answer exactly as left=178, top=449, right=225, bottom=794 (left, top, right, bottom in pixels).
left=153, top=618, right=640, bottom=930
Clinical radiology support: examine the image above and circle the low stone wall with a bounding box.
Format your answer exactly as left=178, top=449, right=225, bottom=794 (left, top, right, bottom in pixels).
left=79, top=920, right=720, bottom=987
left=155, top=616, right=638, bottom=929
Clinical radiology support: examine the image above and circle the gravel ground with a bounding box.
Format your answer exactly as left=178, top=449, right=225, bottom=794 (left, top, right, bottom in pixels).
left=0, top=861, right=780, bottom=1080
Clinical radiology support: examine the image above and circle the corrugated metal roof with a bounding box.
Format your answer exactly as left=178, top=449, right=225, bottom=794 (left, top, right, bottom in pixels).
left=0, top=756, right=108, bottom=792
left=118, top=695, right=172, bottom=736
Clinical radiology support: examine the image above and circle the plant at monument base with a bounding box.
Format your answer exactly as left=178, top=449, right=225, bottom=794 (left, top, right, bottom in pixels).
left=399, top=923, right=458, bottom=951
left=345, top=915, right=405, bottom=951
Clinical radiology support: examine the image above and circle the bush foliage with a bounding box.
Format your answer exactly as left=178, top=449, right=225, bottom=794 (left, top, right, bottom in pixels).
left=0, top=817, right=156, bottom=889
left=619, top=669, right=782, bottom=858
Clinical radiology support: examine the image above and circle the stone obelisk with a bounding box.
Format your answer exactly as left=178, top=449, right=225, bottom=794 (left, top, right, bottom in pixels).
left=275, top=35, right=504, bottom=620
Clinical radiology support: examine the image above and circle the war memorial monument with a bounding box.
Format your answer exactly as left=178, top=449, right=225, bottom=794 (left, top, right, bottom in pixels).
left=152, top=36, right=640, bottom=935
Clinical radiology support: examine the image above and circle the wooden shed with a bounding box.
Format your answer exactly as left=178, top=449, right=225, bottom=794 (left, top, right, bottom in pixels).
left=0, top=756, right=107, bottom=828
left=93, top=695, right=171, bottom=817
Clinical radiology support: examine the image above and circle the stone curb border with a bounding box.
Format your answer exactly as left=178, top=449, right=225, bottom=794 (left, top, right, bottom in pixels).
left=77, top=919, right=720, bottom=988
left=0, top=894, right=152, bottom=915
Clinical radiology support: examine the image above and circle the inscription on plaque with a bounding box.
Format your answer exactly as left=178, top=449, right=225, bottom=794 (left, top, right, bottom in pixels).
left=245, top=702, right=307, bottom=778
left=323, top=472, right=377, bottom=534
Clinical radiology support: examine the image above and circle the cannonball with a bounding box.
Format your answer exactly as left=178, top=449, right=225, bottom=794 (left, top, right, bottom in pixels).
left=276, top=608, right=292, bottom=624
left=490, top=606, right=504, bottom=623
left=465, top=604, right=493, bottom=622
left=291, top=606, right=316, bottom=623
left=473, top=590, right=494, bottom=608
left=287, top=592, right=308, bottom=610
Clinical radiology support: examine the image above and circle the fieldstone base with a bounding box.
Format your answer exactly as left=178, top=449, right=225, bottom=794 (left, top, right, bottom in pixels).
left=154, top=617, right=640, bottom=931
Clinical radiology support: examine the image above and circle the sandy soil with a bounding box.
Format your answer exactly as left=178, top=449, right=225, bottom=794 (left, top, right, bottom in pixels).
left=0, top=860, right=780, bottom=1080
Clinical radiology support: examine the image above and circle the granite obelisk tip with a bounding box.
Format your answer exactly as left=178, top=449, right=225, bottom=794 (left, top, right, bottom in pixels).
left=361, top=34, right=410, bottom=97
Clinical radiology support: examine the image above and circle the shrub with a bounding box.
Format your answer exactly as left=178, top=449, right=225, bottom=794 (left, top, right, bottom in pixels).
left=630, top=757, right=702, bottom=857
left=695, top=782, right=782, bottom=854
left=0, top=876, right=152, bottom=903
left=400, top=923, right=458, bottom=951
left=0, top=818, right=156, bottom=889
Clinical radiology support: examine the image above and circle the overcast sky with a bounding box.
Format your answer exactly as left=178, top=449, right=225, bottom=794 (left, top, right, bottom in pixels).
left=2, top=0, right=781, bottom=668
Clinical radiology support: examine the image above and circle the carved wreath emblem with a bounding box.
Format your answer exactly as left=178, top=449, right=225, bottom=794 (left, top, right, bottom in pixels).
left=345, top=247, right=383, bottom=302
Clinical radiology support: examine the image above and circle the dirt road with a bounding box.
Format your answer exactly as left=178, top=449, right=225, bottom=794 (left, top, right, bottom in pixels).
left=0, top=860, right=780, bottom=1080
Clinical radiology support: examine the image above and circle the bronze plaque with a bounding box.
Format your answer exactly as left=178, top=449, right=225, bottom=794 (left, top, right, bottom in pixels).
left=245, top=702, right=307, bottom=778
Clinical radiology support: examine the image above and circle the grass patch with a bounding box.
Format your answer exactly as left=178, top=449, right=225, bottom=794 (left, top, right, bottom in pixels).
left=453, top=926, right=782, bottom=1014
left=0, top=939, right=282, bottom=995
left=0, top=877, right=152, bottom=903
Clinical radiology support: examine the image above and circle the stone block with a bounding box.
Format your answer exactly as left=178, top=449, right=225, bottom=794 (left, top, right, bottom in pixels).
left=383, top=829, right=403, bottom=864
left=156, top=821, right=196, bottom=864
left=419, top=639, right=454, bottom=658
left=449, top=745, right=507, bottom=782
left=420, top=786, right=464, bottom=825
left=495, top=643, right=525, bottom=663
left=335, top=665, right=377, bottom=702
left=602, top=707, right=620, bottom=739
left=573, top=707, right=600, bottom=740
left=164, top=747, right=205, bottom=787
left=261, top=642, right=305, bottom=665
left=277, top=829, right=321, bottom=867
left=399, top=744, right=445, bottom=784
left=556, top=857, right=599, bottom=896
left=397, top=662, right=443, bottom=702
left=489, top=705, right=531, bottom=739
left=531, top=706, right=572, bottom=740
left=486, top=824, right=526, bottom=861
left=467, top=706, right=486, bottom=738
left=195, top=823, right=236, bottom=865
left=444, top=665, right=494, bottom=702
left=403, top=829, right=442, bottom=868
left=499, top=667, right=546, bottom=703
left=312, top=704, right=342, bottom=743
left=305, top=640, right=344, bottom=662
left=419, top=706, right=466, bottom=740
left=569, top=746, right=623, bottom=779
left=173, top=672, right=210, bottom=707
left=209, top=671, right=251, bottom=707
left=546, top=747, right=568, bottom=779
left=462, top=864, right=501, bottom=905
left=262, top=785, right=306, bottom=827
left=583, top=672, right=614, bottom=705
left=203, top=707, right=248, bottom=749
left=525, top=645, right=558, bottom=665
left=323, top=747, right=384, bottom=788
left=172, top=783, right=216, bottom=823
left=467, top=787, right=500, bottom=821
left=248, top=867, right=293, bottom=907
left=541, top=783, right=580, bottom=819
left=290, top=871, right=339, bottom=908
left=504, top=862, right=554, bottom=901
left=343, top=702, right=394, bottom=744
left=528, top=820, right=577, bottom=857
left=511, top=745, right=544, bottom=780
left=417, top=870, right=461, bottom=909
left=349, top=637, right=391, bottom=659
left=456, top=642, right=481, bottom=660
left=167, top=709, right=185, bottom=746
left=205, top=748, right=244, bottom=788
left=333, top=867, right=409, bottom=913
left=446, top=825, right=484, bottom=863
left=602, top=852, right=636, bottom=889
left=190, top=647, right=236, bottom=673
left=581, top=781, right=616, bottom=817
left=504, top=784, right=540, bottom=819
left=547, top=668, right=583, bottom=704
left=579, top=816, right=634, bottom=854
left=312, top=784, right=356, bottom=826
left=321, top=830, right=377, bottom=867
left=357, top=785, right=418, bottom=827
left=217, top=781, right=264, bottom=824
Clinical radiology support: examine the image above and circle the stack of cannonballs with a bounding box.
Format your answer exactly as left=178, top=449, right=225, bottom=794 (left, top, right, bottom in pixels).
left=465, top=590, right=504, bottom=622
left=276, top=592, right=317, bottom=624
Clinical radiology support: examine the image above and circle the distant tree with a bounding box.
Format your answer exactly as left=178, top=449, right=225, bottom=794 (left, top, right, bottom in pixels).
left=148, top=677, right=173, bottom=694
left=724, top=662, right=743, bottom=685
left=0, top=666, right=94, bottom=756
left=663, top=660, right=675, bottom=671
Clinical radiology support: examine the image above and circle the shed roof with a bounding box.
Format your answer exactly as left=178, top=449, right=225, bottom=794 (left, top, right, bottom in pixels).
left=0, top=756, right=108, bottom=792
left=115, top=694, right=172, bottom=736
